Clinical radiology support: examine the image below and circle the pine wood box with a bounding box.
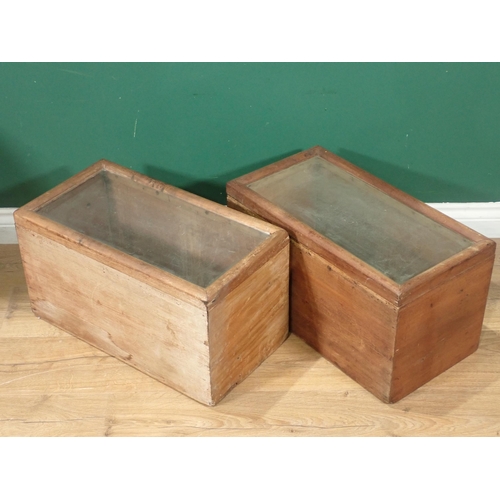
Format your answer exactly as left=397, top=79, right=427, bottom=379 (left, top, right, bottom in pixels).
left=227, top=146, right=496, bottom=403
left=14, top=160, right=289, bottom=406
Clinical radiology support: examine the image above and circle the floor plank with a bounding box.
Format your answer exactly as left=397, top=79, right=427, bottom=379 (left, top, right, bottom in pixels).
left=1, top=242, right=499, bottom=436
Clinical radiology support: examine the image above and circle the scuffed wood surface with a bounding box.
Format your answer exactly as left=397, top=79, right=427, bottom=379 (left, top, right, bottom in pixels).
left=289, top=240, right=397, bottom=402
left=1, top=242, right=500, bottom=436
left=16, top=227, right=212, bottom=405
left=209, top=245, right=289, bottom=403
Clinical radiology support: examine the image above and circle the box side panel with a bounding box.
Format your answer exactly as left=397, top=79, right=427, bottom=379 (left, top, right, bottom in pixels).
left=16, top=225, right=212, bottom=405
left=290, top=240, right=398, bottom=402
left=391, top=253, right=495, bottom=402
left=208, top=245, right=289, bottom=404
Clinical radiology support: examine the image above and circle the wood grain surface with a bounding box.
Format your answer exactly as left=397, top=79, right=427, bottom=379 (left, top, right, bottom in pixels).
left=227, top=148, right=495, bottom=403
left=13, top=160, right=290, bottom=407
left=1, top=242, right=499, bottom=436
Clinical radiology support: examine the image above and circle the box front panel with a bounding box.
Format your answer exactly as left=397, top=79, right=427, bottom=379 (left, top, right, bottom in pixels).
left=391, top=253, right=496, bottom=402
left=208, top=245, right=289, bottom=404
left=16, top=225, right=212, bottom=405
left=290, top=240, right=398, bottom=402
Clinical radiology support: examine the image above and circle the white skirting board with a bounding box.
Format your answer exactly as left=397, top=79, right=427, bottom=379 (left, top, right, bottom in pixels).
left=1, top=203, right=499, bottom=244
left=426, top=202, right=500, bottom=238
left=0, top=208, right=18, bottom=244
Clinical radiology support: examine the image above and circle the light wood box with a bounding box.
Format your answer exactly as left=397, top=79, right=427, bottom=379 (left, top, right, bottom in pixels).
left=14, top=160, right=289, bottom=406
left=227, top=146, right=496, bottom=403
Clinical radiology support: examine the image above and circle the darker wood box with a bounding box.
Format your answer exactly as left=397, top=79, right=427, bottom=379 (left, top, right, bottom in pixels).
left=227, top=146, right=496, bottom=403
left=14, top=160, right=289, bottom=406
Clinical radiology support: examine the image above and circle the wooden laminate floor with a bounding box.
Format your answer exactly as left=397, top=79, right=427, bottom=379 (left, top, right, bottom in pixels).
left=1, top=242, right=499, bottom=437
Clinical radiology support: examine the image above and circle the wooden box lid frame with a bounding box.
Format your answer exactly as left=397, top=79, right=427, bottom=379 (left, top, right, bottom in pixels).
left=227, top=146, right=496, bottom=307
left=15, top=160, right=288, bottom=310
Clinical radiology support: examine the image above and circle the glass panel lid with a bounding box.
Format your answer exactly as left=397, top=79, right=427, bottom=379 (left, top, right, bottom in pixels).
left=248, top=156, right=473, bottom=284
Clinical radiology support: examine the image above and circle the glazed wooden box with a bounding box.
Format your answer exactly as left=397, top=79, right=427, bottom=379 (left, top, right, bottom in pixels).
left=227, top=146, right=496, bottom=403
left=14, top=160, right=289, bottom=406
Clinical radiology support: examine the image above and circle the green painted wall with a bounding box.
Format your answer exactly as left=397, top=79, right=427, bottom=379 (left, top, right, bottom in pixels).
left=1, top=62, right=499, bottom=207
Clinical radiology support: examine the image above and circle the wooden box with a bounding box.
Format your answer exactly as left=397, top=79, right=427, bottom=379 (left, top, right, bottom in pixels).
left=227, top=146, right=496, bottom=403
left=14, top=160, right=289, bottom=406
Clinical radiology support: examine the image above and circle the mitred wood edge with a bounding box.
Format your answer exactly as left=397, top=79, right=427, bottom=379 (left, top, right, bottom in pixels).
left=227, top=146, right=497, bottom=306
left=205, top=229, right=289, bottom=306
left=399, top=239, right=496, bottom=305
left=14, top=159, right=286, bottom=308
